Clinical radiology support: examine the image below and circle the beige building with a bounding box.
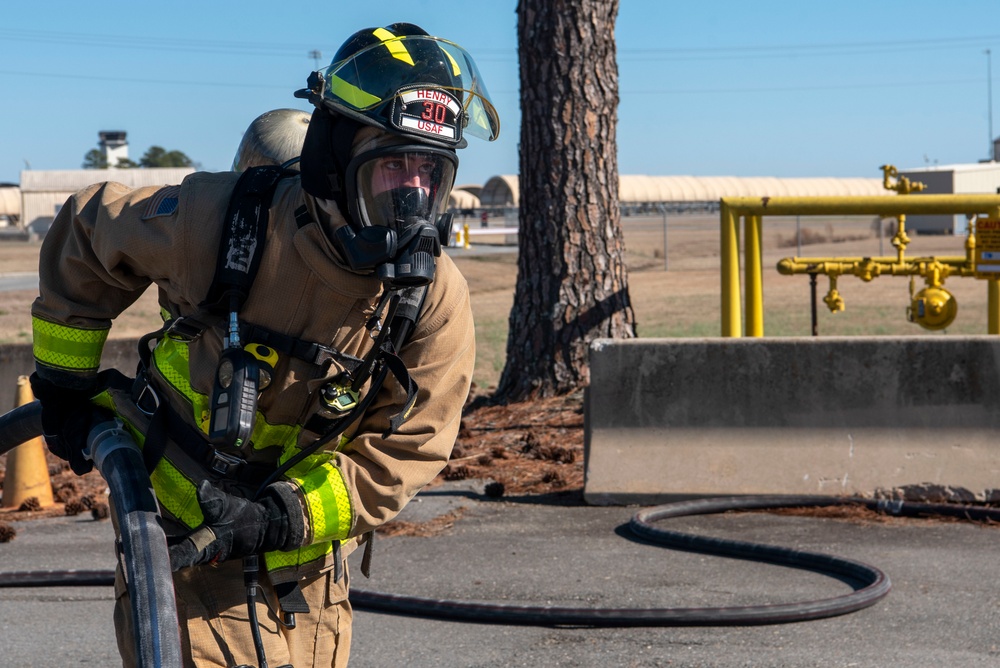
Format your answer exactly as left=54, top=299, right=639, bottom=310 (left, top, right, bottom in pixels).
left=19, top=168, right=195, bottom=234
left=0, top=185, right=20, bottom=226
left=477, top=174, right=891, bottom=216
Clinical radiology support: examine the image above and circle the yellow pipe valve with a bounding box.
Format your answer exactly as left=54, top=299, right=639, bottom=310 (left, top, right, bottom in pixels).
left=907, top=286, right=957, bottom=330
left=823, top=287, right=845, bottom=313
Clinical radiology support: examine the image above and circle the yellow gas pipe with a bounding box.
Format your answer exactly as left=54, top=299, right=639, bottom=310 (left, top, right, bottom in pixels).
left=770, top=167, right=997, bottom=331
left=720, top=163, right=1000, bottom=336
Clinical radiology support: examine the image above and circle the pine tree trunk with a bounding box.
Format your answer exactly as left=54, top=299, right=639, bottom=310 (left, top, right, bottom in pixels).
left=495, top=0, right=635, bottom=403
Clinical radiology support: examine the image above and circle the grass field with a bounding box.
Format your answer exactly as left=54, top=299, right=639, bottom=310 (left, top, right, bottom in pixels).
left=1, top=212, right=992, bottom=391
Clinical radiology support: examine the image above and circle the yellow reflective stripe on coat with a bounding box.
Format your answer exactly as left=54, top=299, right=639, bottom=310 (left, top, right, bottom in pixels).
left=151, top=459, right=204, bottom=528
left=91, top=388, right=205, bottom=528
left=264, top=541, right=333, bottom=572
left=152, top=335, right=212, bottom=431
left=152, top=336, right=197, bottom=398
left=372, top=27, right=414, bottom=65
left=292, top=462, right=352, bottom=543
left=31, top=316, right=109, bottom=372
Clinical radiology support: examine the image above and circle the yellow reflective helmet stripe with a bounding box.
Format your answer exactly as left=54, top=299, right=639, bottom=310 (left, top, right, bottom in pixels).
left=372, top=27, right=414, bottom=66
left=443, top=49, right=461, bottom=77
left=327, top=74, right=382, bottom=110
left=292, top=462, right=352, bottom=543
left=31, top=316, right=109, bottom=372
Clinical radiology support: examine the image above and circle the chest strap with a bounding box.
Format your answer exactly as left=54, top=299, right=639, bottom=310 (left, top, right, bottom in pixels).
left=132, top=374, right=273, bottom=490
left=241, top=322, right=363, bottom=371
left=159, top=315, right=361, bottom=371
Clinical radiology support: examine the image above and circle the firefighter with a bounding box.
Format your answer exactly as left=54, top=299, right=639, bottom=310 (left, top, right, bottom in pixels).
left=28, top=22, right=499, bottom=667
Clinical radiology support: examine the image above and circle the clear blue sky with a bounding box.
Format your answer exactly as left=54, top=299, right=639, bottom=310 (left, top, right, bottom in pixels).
left=2, top=1, right=1000, bottom=187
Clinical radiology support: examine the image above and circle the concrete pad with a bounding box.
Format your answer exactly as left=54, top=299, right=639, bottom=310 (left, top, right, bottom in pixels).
left=585, top=336, right=1000, bottom=504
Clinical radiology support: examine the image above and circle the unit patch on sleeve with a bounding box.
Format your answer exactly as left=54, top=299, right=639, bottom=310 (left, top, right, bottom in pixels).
left=142, top=185, right=181, bottom=220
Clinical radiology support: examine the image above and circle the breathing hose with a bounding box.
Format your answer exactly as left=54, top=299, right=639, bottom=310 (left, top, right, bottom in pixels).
left=3, top=401, right=999, bottom=629
left=0, top=402, right=182, bottom=667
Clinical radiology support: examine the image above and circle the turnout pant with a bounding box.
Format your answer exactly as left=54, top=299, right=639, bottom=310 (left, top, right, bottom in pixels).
left=114, top=558, right=352, bottom=668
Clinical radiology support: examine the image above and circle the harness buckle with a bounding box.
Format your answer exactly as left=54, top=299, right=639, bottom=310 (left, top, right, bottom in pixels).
left=208, top=449, right=245, bottom=476
left=166, top=316, right=207, bottom=341
left=135, top=382, right=161, bottom=417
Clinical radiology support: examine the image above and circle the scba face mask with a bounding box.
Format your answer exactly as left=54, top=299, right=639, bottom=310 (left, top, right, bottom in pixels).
left=336, top=145, right=458, bottom=287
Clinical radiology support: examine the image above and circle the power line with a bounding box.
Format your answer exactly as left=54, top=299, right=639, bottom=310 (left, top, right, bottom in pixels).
left=0, top=66, right=982, bottom=98
left=622, top=77, right=983, bottom=96
left=0, top=28, right=319, bottom=58
left=0, top=68, right=292, bottom=90
left=2, top=26, right=998, bottom=63
left=619, top=34, right=1000, bottom=57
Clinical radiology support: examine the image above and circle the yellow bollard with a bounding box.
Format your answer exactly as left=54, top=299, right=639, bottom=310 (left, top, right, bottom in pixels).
left=1, top=376, right=55, bottom=510
left=463, top=223, right=471, bottom=249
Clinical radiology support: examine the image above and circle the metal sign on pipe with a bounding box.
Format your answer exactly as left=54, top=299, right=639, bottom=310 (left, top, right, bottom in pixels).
left=974, top=218, right=1000, bottom=278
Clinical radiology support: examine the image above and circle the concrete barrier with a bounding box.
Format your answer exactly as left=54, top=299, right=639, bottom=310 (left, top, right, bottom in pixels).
left=584, top=336, right=1000, bottom=505
left=0, top=340, right=141, bottom=411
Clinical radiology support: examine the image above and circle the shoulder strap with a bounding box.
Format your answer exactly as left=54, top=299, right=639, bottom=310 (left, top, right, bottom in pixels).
left=201, top=165, right=289, bottom=314
left=390, top=285, right=428, bottom=351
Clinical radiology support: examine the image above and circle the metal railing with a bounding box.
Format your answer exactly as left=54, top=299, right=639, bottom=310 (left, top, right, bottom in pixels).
left=720, top=194, right=1000, bottom=337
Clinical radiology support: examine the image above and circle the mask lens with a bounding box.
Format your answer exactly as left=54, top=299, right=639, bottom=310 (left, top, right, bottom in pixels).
left=353, top=148, right=456, bottom=230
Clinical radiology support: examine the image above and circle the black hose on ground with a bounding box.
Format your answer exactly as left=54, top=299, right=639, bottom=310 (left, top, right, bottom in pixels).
left=347, top=495, right=894, bottom=627
left=0, top=406, right=182, bottom=666
left=4, top=402, right=997, bottom=628
left=6, top=490, right=998, bottom=627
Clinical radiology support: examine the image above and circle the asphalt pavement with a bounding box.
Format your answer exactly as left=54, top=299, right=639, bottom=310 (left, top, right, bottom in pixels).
left=1, top=481, right=998, bottom=667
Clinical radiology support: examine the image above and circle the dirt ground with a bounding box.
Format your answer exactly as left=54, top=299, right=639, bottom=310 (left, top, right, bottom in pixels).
left=0, top=215, right=993, bottom=531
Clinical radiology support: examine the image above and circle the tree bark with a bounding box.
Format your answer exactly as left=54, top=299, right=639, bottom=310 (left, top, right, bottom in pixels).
left=495, top=0, right=635, bottom=403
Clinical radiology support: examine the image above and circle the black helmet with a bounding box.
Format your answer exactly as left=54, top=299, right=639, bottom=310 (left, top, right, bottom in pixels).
left=299, top=22, right=500, bottom=148
left=294, top=23, right=500, bottom=288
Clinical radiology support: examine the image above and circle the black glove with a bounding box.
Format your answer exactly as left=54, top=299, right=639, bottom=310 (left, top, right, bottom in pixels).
left=168, top=480, right=305, bottom=571
left=29, top=372, right=111, bottom=476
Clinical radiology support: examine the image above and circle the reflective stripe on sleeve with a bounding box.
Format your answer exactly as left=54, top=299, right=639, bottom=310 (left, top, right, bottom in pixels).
left=291, top=462, right=353, bottom=544
left=32, top=316, right=109, bottom=372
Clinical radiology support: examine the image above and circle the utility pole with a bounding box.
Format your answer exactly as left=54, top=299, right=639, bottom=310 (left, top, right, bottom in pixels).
left=987, top=49, right=994, bottom=161
left=309, top=50, right=323, bottom=71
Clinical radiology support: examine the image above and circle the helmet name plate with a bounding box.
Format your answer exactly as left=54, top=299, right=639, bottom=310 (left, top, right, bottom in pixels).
left=392, top=87, right=462, bottom=145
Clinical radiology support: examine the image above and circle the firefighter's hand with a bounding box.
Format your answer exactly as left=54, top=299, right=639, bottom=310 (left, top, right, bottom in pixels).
left=29, top=372, right=110, bottom=476
left=168, top=481, right=304, bottom=571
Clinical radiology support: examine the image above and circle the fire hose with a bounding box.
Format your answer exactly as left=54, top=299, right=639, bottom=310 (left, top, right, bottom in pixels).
left=3, top=400, right=999, bottom=636
left=0, top=401, right=182, bottom=667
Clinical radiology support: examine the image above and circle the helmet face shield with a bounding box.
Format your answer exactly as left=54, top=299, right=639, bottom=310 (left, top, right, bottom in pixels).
left=319, top=34, right=500, bottom=146
left=347, top=146, right=457, bottom=232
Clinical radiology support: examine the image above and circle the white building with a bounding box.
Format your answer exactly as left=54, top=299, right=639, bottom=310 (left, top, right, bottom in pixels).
left=899, top=162, right=1000, bottom=235
left=99, top=130, right=130, bottom=167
